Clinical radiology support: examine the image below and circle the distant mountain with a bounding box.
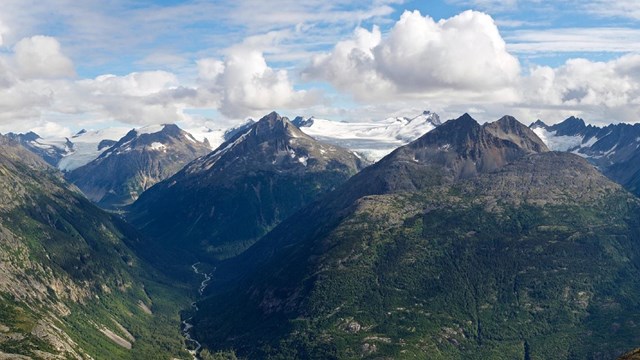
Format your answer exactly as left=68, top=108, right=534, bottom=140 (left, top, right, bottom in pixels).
left=184, top=119, right=255, bottom=151
left=5, top=127, right=132, bottom=171
left=531, top=117, right=640, bottom=195
left=66, top=124, right=211, bottom=209
left=292, top=110, right=441, bottom=161
left=5, top=131, right=73, bottom=166
left=192, top=114, right=640, bottom=359
left=128, top=111, right=367, bottom=262
left=0, top=135, right=189, bottom=359
left=59, top=127, right=132, bottom=171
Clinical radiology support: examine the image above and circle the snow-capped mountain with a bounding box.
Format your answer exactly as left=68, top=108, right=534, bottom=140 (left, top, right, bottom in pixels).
left=128, top=112, right=367, bottom=261
left=66, top=124, right=211, bottom=209
left=5, top=127, right=133, bottom=171
left=183, top=119, right=255, bottom=151
left=59, top=127, right=132, bottom=171
left=292, top=110, right=441, bottom=161
left=4, top=131, right=73, bottom=167
left=531, top=117, right=640, bottom=195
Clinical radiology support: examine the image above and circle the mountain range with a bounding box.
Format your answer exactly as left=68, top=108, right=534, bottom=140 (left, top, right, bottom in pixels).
left=3, top=110, right=640, bottom=359
left=189, top=114, right=640, bottom=359
left=6, top=127, right=131, bottom=171
left=127, top=112, right=367, bottom=263
left=531, top=117, right=640, bottom=196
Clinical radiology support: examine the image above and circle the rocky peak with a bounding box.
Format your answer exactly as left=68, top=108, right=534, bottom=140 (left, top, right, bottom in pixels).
left=72, top=129, right=87, bottom=138
left=408, top=113, right=481, bottom=151
left=291, top=116, right=314, bottom=128
left=156, top=123, right=181, bottom=137
left=530, top=119, right=548, bottom=129
left=484, top=115, right=549, bottom=154
left=185, top=111, right=361, bottom=176
left=251, top=112, right=310, bottom=141
left=421, top=110, right=441, bottom=125
left=223, top=120, right=256, bottom=141
left=378, top=113, right=549, bottom=184
left=552, top=116, right=587, bottom=136
left=6, top=131, right=41, bottom=142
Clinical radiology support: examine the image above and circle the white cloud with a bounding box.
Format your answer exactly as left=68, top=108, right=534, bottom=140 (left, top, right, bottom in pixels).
left=0, top=36, right=199, bottom=130
left=518, top=54, right=640, bottom=123
left=447, top=0, right=519, bottom=12
left=0, top=21, right=8, bottom=46
left=79, top=71, right=179, bottom=97
left=583, top=0, right=640, bottom=20
left=506, top=28, right=640, bottom=53
left=13, top=36, right=75, bottom=79
left=198, top=36, right=322, bottom=118
left=305, top=10, right=520, bottom=102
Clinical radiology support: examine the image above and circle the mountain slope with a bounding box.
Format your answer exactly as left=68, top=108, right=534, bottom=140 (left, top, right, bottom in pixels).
left=66, top=124, right=211, bottom=209
left=128, top=112, right=367, bottom=262
left=531, top=117, right=640, bottom=196
left=292, top=110, right=441, bottom=161
left=192, top=114, right=640, bottom=359
left=5, top=128, right=131, bottom=171
left=0, top=135, right=190, bottom=359
left=4, top=131, right=73, bottom=167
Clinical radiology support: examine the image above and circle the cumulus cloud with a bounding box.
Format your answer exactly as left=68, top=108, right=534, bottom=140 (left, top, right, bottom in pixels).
left=0, top=36, right=199, bottom=132
left=305, top=10, right=520, bottom=102
left=520, top=54, right=640, bottom=123
left=198, top=40, right=321, bottom=118
left=65, top=71, right=201, bottom=125
left=13, top=36, right=75, bottom=79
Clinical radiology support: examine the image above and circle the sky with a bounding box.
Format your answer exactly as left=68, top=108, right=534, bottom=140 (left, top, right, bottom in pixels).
left=0, top=0, right=639, bottom=137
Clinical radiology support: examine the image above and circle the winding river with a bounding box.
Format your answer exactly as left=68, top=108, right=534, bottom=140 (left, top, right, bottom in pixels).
left=181, top=262, right=212, bottom=359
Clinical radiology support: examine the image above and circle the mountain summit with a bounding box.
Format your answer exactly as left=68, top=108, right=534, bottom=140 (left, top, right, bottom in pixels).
left=128, top=112, right=367, bottom=262
left=66, top=123, right=211, bottom=209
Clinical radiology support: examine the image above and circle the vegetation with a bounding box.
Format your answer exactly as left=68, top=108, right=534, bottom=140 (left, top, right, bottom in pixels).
left=0, top=144, right=192, bottom=359
left=193, top=153, right=640, bottom=359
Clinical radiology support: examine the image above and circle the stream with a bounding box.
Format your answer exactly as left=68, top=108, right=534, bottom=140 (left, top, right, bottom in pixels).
left=181, top=262, right=213, bottom=359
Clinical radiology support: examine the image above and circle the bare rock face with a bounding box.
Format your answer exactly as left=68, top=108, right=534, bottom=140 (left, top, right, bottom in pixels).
left=393, top=113, right=549, bottom=181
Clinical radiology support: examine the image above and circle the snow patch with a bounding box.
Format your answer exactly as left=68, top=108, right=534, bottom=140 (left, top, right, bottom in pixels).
left=297, top=111, right=439, bottom=162
left=134, top=124, right=165, bottom=135
left=532, top=127, right=583, bottom=152
left=58, top=127, right=130, bottom=171
left=148, top=142, right=166, bottom=151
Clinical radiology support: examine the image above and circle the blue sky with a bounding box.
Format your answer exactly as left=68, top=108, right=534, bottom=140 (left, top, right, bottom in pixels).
left=0, top=0, right=639, bottom=136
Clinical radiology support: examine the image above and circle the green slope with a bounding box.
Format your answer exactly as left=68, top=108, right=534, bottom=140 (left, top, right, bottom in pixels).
left=192, top=116, right=640, bottom=359
left=0, top=136, right=191, bottom=359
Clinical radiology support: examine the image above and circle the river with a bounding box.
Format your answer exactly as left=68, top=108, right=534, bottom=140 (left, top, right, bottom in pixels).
left=181, top=262, right=213, bottom=359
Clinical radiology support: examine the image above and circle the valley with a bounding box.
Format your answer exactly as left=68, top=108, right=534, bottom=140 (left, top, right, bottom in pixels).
left=182, top=263, right=212, bottom=359
left=4, top=111, right=640, bottom=359
left=3, top=2, right=640, bottom=359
